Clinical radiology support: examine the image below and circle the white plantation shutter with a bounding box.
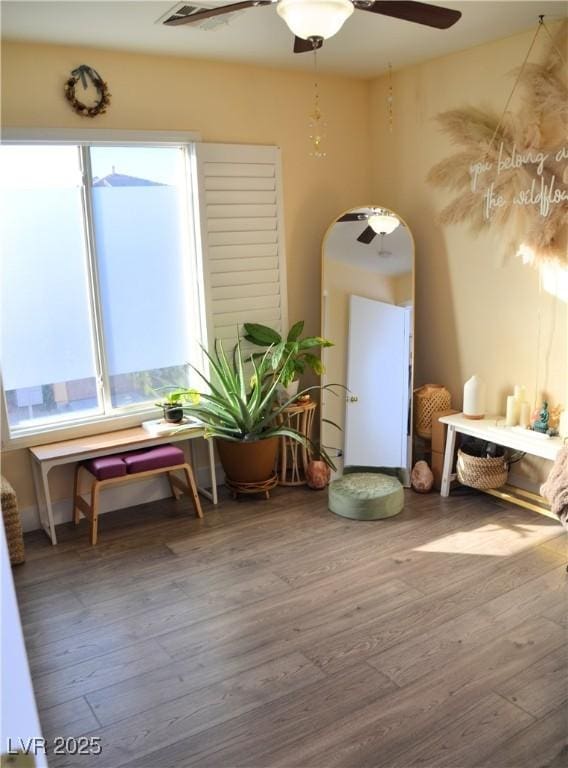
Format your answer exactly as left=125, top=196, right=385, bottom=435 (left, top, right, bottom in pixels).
left=194, top=143, right=288, bottom=351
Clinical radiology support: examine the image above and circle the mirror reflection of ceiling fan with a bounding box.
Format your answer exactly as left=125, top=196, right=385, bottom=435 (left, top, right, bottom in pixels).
left=163, top=1, right=462, bottom=53
left=337, top=208, right=402, bottom=244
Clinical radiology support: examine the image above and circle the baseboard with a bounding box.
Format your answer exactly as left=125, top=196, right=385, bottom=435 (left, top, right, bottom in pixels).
left=507, top=470, right=540, bottom=495
left=20, top=463, right=223, bottom=533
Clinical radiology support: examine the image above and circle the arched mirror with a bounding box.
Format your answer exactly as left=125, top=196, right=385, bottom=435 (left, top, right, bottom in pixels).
left=321, top=206, right=415, bottom=478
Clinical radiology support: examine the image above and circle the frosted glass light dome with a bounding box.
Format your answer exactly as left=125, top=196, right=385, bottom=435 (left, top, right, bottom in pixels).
left=368, top=212, right=400, bottom=235
left=277, top=0, right=354, bottom=41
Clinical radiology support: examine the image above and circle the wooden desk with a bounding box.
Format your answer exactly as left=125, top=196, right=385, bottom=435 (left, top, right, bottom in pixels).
left=439, top=413, right=563, bottom=518
left=29, top=426, right=218, bottom=544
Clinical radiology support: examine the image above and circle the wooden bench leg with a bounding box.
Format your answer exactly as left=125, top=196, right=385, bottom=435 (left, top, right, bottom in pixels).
left=167, top=471, right=182, bottom=501
left=183, top=464, right=203, bottom=519
left=90, top=481, right=101, bottom=546
left=168, top=464, right=203, bottom=519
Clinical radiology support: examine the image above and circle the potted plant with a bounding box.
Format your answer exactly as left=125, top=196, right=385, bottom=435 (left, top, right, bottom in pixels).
left=181, top=335, right=338, bottom=485
left=155, top=389, right=189, bottom=424
left=242, top=321, right=332, bottom=399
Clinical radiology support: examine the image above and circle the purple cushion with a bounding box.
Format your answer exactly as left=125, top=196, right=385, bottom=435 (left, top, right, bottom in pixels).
left=122, top=444, right=185, bottom=474
left=84, top=455, right=127, bottom=481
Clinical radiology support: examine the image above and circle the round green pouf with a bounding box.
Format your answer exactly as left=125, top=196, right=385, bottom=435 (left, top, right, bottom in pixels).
left=328, top=472, right=404, bottom=520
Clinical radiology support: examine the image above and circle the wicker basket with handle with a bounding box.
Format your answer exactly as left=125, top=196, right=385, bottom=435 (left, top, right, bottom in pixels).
left=456, top=449, right=508, bottom=490
left=414, top=384, right=451, bottom=439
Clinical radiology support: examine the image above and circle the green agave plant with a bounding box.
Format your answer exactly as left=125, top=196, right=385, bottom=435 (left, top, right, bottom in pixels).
left=179, top=336, right=340, bottom=469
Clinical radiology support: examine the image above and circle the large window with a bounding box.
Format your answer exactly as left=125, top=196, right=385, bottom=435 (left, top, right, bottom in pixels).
left=0, top=141, right=203, bottom=437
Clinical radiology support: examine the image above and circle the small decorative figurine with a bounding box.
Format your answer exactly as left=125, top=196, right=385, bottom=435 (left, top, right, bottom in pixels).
left=532, top=401, right=549, bottom=434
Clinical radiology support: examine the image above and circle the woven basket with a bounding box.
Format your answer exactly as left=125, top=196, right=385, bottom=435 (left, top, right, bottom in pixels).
left=414, top=384, right=451, bottom=439
left=1, top=475, right=25, bottom=565
left=456, top=449, right=508, bottom=490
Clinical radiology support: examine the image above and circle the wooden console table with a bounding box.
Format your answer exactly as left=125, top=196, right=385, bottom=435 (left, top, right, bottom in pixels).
left=439, top=413, right=563, bottom=518
left=29, top=425, right=217, bottom=545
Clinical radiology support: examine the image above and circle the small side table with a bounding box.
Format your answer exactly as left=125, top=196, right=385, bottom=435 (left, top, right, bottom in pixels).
left=276, top=400, right=317, bottom=486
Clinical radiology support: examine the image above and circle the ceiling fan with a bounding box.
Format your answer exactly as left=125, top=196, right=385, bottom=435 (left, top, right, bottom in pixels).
left=337, top=209, right=402, bottom=244
left=163, top=1, right=462, bottom=54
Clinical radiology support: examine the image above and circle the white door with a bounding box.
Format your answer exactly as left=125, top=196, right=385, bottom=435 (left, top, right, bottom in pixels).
left=344, top=295, right=410, bottom=469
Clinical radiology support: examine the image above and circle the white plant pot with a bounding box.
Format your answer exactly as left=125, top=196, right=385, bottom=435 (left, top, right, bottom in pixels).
left=278, top=380, right=299, bottom=403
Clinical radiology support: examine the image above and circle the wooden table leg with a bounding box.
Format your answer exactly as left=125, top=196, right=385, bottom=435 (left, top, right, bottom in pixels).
left=207, top=439, right=218, bottom=505
left=30, top=457, right=57, bottom=545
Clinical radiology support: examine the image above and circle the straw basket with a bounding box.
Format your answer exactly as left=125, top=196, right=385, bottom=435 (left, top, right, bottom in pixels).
left=1, top=475, right=25, bottom=565
left=456, top=449, right=508, bottom=490
left=414, top=384, right=451, bottom=439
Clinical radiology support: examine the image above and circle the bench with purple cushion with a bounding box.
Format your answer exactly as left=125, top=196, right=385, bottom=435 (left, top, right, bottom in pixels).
left=73, top=443, right=203, bottom=545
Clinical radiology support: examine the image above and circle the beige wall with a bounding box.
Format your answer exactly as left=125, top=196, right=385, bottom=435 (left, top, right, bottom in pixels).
left=1, top=40, right=372, bottom=507
left=369, top=28, right=566, bottom=485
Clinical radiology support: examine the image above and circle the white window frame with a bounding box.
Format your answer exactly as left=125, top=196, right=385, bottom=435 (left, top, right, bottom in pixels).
left=1, top=129, right=208, bottom=450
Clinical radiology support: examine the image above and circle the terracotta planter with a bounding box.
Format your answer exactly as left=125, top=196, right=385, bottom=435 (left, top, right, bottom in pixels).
left=216, top=437, right=278, bottom=483
left=306, top=460, right=331, bottom=490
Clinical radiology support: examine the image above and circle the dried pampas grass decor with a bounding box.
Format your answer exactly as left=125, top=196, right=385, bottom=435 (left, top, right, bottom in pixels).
left=427, top=19, right=567, bottom=268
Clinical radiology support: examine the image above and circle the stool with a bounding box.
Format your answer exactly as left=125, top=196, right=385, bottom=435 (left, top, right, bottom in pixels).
left=329, top=466, right=405, bottom=521
left=1, top=475, right=25, bottom=564
left=73, top=444, right=203, bottom=545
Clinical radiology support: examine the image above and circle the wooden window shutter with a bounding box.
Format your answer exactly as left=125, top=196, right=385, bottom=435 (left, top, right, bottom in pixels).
left=194, top=143, right=289, bottom=351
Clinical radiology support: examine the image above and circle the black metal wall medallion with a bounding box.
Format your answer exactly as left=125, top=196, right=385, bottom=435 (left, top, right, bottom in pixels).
left=64, top=65, right=111, bottom=117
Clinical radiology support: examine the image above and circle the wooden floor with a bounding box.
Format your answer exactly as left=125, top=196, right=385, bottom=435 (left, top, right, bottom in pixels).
left=14, top=485, right=567, bottom=768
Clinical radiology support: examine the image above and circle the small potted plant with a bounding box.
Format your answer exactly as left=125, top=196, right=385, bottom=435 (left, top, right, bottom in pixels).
left=155, top=389, right=186, bottom=424
left=242, top=321, right=332, bottom=400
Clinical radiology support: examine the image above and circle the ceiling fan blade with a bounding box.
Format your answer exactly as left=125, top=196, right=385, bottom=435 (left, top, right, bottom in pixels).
left=337, top=212, right=366, bottom=222
left=357, top=226, right=377, bottom=244
left=164, top=1, right=272, bottom=26
left=354, top=1, right=461, bottom=29
left=293, top=36, right=324, bottom=54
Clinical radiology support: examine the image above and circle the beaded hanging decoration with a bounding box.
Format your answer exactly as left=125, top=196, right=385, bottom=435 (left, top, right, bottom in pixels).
left=387, top=63, right=394, bottom=133
left=309, top=46, right=326, bottom=159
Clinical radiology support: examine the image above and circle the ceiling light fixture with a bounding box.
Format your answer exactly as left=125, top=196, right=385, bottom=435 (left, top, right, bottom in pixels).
left=368, top=211, right=400, bottom=235
left=277, top=0, right=354, bottom=41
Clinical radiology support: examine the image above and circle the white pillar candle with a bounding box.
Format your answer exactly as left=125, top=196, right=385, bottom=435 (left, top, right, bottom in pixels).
left=514, top=384, right=526, bottom=402
left=519, top=401, right=531, bottom=428
left=505, top=395, right=519, bottom=426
